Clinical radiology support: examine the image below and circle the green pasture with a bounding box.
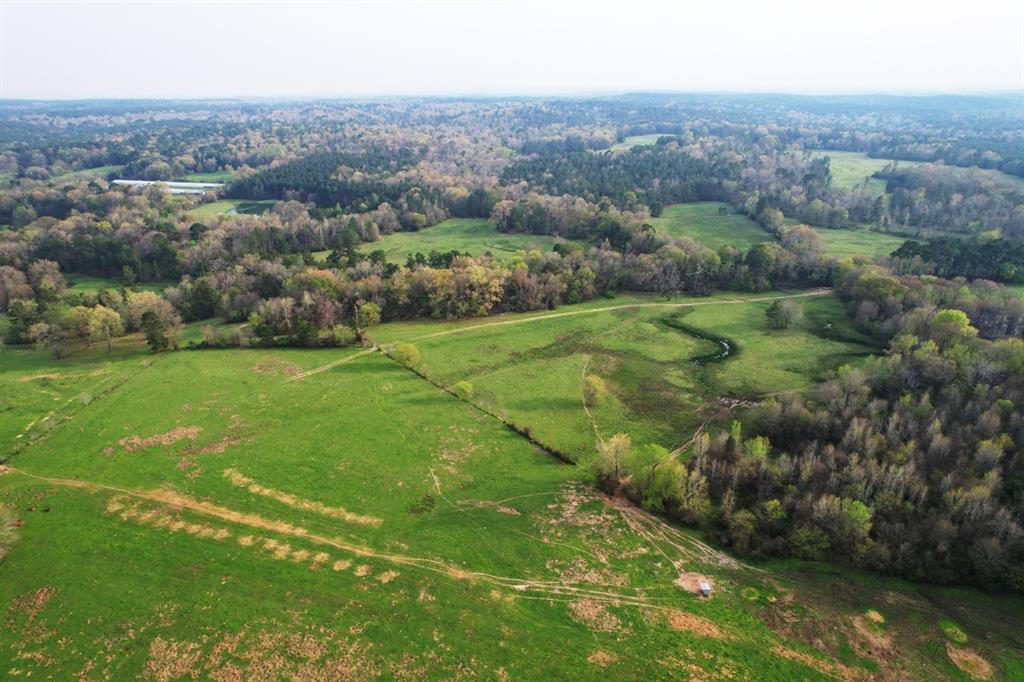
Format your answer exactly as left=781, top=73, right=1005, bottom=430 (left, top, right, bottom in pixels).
left=346, top=218, right=578, bottom=264
left=372, top=291, right=875, bottom=462
left=50, top=165, right=123, bottom=183
left=187, top=198, right=276, bottom=220
left=815, top=228, right=909, bottom=260
left=1, top=291, right=1020, bottom=679
left=650, top=202, right=773, bottom=250
left=609, top=134, right=665, bottom=151
left=181, top=171, right=234, bottom=183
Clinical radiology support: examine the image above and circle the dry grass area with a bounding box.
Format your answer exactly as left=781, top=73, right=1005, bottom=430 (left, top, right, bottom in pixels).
left=250, top=358, right=302, bottom=377
left=117, top=426, right=203, bottom=453
left=586, top=650, right=617, bottom=668
left=223, top=468, right=383, bottom=527
left=772, top=645, right=860, bottom=681
left=142, top=628, right=381, bottom=682
left=658, top=608, right=726, bottom=639
left=567, top=599, right=626, bottom=633
left=8, top=585, right=57, bottom=623
left=946, top=644, right=994, bottom=680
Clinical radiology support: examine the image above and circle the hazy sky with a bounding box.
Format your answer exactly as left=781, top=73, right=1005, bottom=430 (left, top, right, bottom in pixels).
left=1, top=0, right=1022, bottom=99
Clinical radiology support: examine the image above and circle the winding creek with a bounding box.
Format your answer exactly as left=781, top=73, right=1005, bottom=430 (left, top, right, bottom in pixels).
left=658, top=316, right=736, bottom=365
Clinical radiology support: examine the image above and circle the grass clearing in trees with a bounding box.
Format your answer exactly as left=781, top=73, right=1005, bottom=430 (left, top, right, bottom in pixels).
left=340, top=217, right=579, bottom=264
left=180, top=171, right=235, bottom=183
left=649, top=202, right=773, bottom=250
left=187, top=198, right=276, bottom=219
left=371, top=290, right=875, bottom=462
left=814, top=227, right=909, bottom=260
left=1, top=293, right=1021, bottom=679
left=609, top=134, right=665, bottom=151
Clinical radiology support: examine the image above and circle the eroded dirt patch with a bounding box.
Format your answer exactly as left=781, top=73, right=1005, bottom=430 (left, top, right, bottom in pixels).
left=567, top=598, right=625, bottom=633
left=773, top=645, right=857, bottom=681
left=946, top=643, right=993, bottom=680
left=144, top=637, right=203, bottom=682
left=223, top=468, right=382, bottom=527
left=548, top=557, right=628, bottom=586
left=587, top=650, right=618, bottom=668
left=108, top=497, right=232, bottom=542
left=657, top=608, right=725, bottom=639
left=850, top=613, right=892, bottom=657
left=675, top=570, right=714, bottom=595
left=141, top=627, right=380, bottom=682
left=8, top=586, right=58, bottom=623
left=118, top=426, right=203, bottom=453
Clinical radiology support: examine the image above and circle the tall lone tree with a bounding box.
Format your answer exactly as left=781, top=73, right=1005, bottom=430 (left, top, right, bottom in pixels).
left=140, top=311, right=170, bottom=353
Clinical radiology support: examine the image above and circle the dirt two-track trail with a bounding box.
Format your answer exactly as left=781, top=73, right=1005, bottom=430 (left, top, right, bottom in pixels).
left=292, top=289, right=833, bottom=380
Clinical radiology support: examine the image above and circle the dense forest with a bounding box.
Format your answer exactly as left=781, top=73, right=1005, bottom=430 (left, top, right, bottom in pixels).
left=2, top=94, right=1023, bottom=592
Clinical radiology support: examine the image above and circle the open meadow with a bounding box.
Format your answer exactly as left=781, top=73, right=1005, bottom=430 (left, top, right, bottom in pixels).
left=650, top=203, right=908, bottom=261
left=65, top=275, right=174, bottom=295
left=810, top=150, right=898, bottom=196
left=50, top=165, right=124, bottom=184
left=2, top=290, right=1021, bottom=679
left=3, top=288, right=1023, bottom=679
left=650, top=203, right=773, bottom=250
left=181, top=171, right=235, bottom=183
left=187, top=199, right=276, bottom=220
left=346, top=218, right=577, bottom=263
left=372, top=291, right=873, bottom=462
left=609, top=134, right=665, bottom=151
left=814, top=228, right=909, bottom=260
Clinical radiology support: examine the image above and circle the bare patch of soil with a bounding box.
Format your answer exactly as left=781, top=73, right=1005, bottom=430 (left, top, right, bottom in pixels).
left=567, top=598, right=625, bottom=633
left=187, top=436, right=250, bottom=455
left=118, top=426, right=203, bottom=452
left=772, top=646, right=857, bottom=681
left=9, top=586, right=57, bottom=623
left=143, top=636, right=203, bottom=682
left=946, top=644, right=993, bottom=680
left=850, top=614, right=892, bottom=656
left=223, top=468, right=382, bottom=527
left=675, top=570, right=713, bottom=595
left=549, top=558, right=628, bottom=586
left=587, top=650, right=617, bottom=668
left=19, top=373, right=65, bottom=382
left=107, top=497, right=231, bottom=543
left=145, top=628, right=380, bottom=682
left=659, top=609, right=725, bottom=639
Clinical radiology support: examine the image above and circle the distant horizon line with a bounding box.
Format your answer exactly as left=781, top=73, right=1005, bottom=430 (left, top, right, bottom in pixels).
left=1, top=88, right=1022, bottom=103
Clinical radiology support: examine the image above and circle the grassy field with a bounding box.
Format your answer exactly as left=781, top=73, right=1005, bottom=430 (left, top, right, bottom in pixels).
left=2, top=293, right=1022, bottom=679
left=187, top=198, right=276, bottom=220
left=50, top=165, right=123, bottom=183
left=342, top=218, right=578, bottom=264
left=810, top=150, right=898, bottom=197
left=65, top=274, right=174, bottom=295
left=372, top=291, right=875, bottom=462
left=650, top=202, right=773, bottom=250
left=181, top=171, right=234, bottom=183
left=815, top=227, right=909, bottom=260
left=609, top=134, right=665, bottom=151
